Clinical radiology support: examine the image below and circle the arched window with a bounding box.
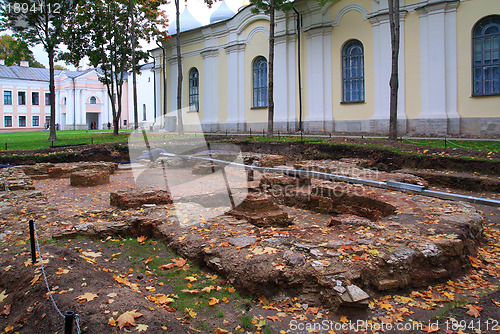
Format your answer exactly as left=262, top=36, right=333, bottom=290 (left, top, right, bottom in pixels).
left=473, top=16, right=500, bottom=96
left=188, top=68, right=199, bottom=111
left=253, top=56, right=268, bottom=108
left=342, top=40, right=365, bottom=103
left=90, top=96, right=97, bottom=104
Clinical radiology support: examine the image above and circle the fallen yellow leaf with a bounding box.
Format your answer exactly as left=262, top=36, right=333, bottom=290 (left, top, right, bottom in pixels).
left=0, top=290, right=8, bottom=303
left=76, top=292, right=98, bottom=303
left=136, top=324, right=148, bottom=332
left=30, top=274, right=41, bottom=286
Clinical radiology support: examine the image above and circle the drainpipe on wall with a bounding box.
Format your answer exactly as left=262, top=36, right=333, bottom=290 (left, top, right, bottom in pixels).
left=156, top=40, right=167, bottom=126
left=152, top=57, right=157, bottom=129
left=293, top=7, right=303, bottom=132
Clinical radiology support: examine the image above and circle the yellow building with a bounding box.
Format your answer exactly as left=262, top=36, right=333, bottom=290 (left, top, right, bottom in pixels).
left=151, top=0, right=500, bottom=137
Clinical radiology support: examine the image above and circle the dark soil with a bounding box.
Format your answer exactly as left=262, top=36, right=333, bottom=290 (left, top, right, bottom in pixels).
left=0, top=143, right=129, bottom=165
left=232, top=139, right=500, bottom=176
left=0, top=137, right=498, bottom=176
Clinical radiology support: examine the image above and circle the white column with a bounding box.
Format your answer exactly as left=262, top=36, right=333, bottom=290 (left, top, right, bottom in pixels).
left=170, top=60, right=178, bottom=114
left=102, top=89, right=109, bottom=125
left=225, top=44, right=245, bottom=130
left=66, top=88, right=74, bottom=128
left=55, top=91, right=61, bottom=125
left=154, top=67, right=162, bottom=124
left=416, top=1, right=459, bottom=134
left=305, top=27, right=333, bottom=131
left=370, top=13, right=406, bottom=125
left=201, top=49, right=219, bottom=129
left=237, top=46, right=245, bottom=127
left=78, top=89, right=84, bottom=127
left=287, top=38, right=297, bottom=130
left=274, top=36, right=290, bottom=129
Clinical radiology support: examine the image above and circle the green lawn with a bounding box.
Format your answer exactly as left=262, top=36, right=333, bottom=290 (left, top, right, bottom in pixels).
left=241, top=135, right=499, bottom=152
left=0, top=130, right=497, bottom=153
left=0, top=130, right=130, bottom=151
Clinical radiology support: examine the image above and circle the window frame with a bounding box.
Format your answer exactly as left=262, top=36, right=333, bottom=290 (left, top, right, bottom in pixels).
left=32, top=116, right=39, bottom=127
left=472, top=15, right=500, bottom=97
left=90, top=96, right=97, bottom=104
left=342, top=39, right=365, bottom=103
left=45, top=93, right=51, bottom=106
left=18, top=91, right=26, bottom=105
left=32, top=92, right=39, bottom=106
left=188, top=68, right=199, bottom=112
left=252, top=56, right=268, bottom=108
left=18, top=115, right=26, bottom=127
left=3, top=91, right=12, bottom=105
left=4, top=116, right=12, bottom=127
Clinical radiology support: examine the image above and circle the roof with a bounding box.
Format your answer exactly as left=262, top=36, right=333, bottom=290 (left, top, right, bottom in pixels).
left=0, top=65, right=94, bottom=82
left=140, top=62, right=154, bottom=70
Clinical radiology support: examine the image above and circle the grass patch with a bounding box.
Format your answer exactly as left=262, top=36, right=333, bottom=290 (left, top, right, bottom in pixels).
left=434, top=298, right=468, bottom=319
left=240, top=314, right=254, bottom=330
left=104, top=236, right=245, bottom=316
left=0, top=130, right=130, bottom=151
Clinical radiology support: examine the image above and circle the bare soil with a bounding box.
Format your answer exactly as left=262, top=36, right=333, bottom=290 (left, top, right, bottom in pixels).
left=0, top=141, right=498, bottom=334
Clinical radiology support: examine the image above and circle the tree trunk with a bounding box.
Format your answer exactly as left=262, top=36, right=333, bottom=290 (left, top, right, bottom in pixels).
left=48, top=46, right=57, bottom=141
left=175, top=0, right=184, bottom=135
left=130, top=0, right=138, bottom=130
left=388, top=0, right=400, bottom=141
left=113, top=117, right=119, bottom=135
left=266, top=0, right=275, bottom=138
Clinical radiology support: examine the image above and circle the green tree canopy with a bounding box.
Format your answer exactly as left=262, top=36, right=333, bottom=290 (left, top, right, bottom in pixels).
left=61, top=0, right=167, bottom=135
left=0, top=35, right=45, bottom=67
left=54, top=64, right=68, bottom=70
left=0, top=0, right=78, bottom=141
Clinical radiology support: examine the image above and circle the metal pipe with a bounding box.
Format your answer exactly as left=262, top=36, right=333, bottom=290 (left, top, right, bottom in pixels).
left=159, top=152, right=500, bottom=207
left=152, top=57, right=157, bottom=128
left=29, top=220, right=36, bottom=264
left=156, top=41, right=167, bottom=126
left=293, top=7, right=303, bottom=132
left=64, top=311, right=74, bottom=334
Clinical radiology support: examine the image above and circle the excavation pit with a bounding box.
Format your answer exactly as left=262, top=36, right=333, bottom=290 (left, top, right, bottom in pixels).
left=0, top=158, right=487, bottom=311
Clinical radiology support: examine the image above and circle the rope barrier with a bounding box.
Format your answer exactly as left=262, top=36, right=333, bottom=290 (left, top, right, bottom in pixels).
left=32, top=220, right=81, bottom=334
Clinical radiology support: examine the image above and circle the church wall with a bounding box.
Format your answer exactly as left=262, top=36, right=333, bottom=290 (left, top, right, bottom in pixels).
left=154, top=0, right=498, bottom=137
left=182, top=41, right=205, bottom=55
left=218, top=49, right=229, bottom=124
left=218, top=36, right=227, bottom=46
left=244, top=29, right=270, bottom=129
left=182, top=54, right=204, bottom=126
left=456, top=0, right=500, bottom=136
left=300, top=34, right=309, bottom=127
left=330, top=9, right=375, bottom=124
left=330, top=0, right=372, bottom=18
left=404, top=10, right=422, bottom=120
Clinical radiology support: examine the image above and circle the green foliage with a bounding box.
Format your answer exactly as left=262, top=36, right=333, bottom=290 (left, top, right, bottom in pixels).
left=240, top=314, right=253, bottom=330
left=249, top=0, right=293, bottom=14
left=60, top=0, right=166, bottom=135
left=0, top=34, right=45, bottom=67
left=316, top=0, right=340, bottom=6
left=54, top=64, right=68, bottom=70
left=0, top=0, right=76, bottom=140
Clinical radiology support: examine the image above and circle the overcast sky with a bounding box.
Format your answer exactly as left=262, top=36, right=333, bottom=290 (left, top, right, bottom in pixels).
left=29, top=0, right=245, bottom=70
